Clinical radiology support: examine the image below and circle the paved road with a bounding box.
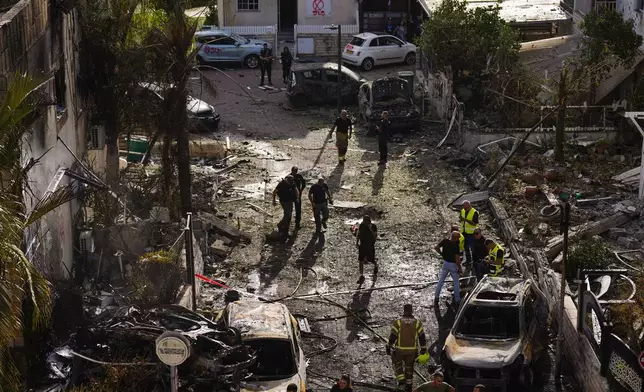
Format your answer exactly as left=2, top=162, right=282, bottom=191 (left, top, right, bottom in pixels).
left=191, top=65, right=581, bottom=392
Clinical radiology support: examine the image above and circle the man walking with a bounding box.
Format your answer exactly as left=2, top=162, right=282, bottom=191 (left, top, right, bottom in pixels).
left=459, top=200, right=479, bottom=264
left=272, top=175, right=298, bottom=240
left=259, top=43, right=274, bottom=86
left=434, top=231, right=462, bottom=305
left=290, top=166, right=306, bottom=229
left=413, top=371, right=454, bottom=392
left=387, top=304, right=427, bottom=392
left=377, top=111, right=391, bottom=166
left=356, top=215, right=378, bottom=284
left=330, top=110, right=353, bottom=164
left=308, top=176, right=333, bottom=233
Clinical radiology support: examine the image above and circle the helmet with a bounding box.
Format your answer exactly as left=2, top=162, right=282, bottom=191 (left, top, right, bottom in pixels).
left=416, top=353, right=430, bottom=365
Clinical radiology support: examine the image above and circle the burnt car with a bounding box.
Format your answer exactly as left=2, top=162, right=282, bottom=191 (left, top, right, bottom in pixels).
left=358, top=77, right=420, bottom=132
left=286, top=62, right=366, bottom=108
left=441, top=276, right=549, bottom=392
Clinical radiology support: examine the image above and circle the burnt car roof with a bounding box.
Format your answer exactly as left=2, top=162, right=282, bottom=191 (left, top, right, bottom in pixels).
left=468, top=276, right=531, bottom=307
left=292, top=62, right=362, bottom=81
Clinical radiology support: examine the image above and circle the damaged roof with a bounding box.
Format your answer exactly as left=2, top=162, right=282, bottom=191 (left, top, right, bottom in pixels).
left=419, top=0, right=570, bottom=24
left=469, top=276, right=531, bottom=306
left=227, top=300, right=293, bottom=340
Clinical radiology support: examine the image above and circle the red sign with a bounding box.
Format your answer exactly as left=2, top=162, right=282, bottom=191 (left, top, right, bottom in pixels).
left=639, top=351, right=644, bottom=370
left=312, top=0, right=326, bottom=16
left=204, top=46, right=221, bottom=55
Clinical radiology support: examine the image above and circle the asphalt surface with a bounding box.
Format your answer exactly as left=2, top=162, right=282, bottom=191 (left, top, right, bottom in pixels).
left=190, top=64, right=581, bottom=392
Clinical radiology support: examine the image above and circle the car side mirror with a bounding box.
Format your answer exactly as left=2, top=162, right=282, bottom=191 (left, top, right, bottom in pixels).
left=398, top=43, right=402, bottom=47
left=235, top=42, right=241, bottom=46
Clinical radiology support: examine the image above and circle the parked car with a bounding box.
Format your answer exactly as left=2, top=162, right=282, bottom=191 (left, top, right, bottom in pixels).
left=358, top=77, right=420, bottom=131
left=342, top=32, right=417, bottom=71
left=441, top=276, right=549, bottom=392
left=194, top=29, right=270, bottom=69
left=286, top=62, right=366, bottom=108
left=215, top=300, right=307, bottom=392
left=138, top=82, right=220, bottom=132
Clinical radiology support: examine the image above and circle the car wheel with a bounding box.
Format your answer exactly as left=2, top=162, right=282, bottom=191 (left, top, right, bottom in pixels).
left=520, top=366, right=534, bottom=387
left=245, top=54, right=260, bottom=69
left=361, top=57, right=374, bottom=71
left=291, top=94, right=308, bottom=109
left=405, top=52, right=416, bottom=65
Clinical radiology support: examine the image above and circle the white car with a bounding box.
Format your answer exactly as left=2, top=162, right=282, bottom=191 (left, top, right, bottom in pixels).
left=216, top=300, right=307, bottom=392
left=342, top=32, right=417, bottom=71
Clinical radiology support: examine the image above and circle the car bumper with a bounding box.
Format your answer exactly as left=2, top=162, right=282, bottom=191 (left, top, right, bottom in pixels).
left=341, top=54, right=360, bottom=65
left=196, top=115, right=220, bottom=130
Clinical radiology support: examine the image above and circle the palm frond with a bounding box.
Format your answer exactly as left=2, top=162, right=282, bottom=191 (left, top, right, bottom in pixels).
left=25, top=185, right=77, bottom=227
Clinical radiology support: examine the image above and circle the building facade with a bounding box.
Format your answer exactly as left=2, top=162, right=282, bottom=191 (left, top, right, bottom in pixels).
left=0, top=0, right=101, bottom=279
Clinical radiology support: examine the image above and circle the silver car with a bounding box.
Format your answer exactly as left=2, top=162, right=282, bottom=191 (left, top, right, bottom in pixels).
left=195, top=28, right=270, bottom=69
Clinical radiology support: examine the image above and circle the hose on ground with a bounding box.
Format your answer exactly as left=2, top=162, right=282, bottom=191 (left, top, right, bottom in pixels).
left=261, top=266, right=310, bottom=303
left=302, top=331, right=338, bottom=358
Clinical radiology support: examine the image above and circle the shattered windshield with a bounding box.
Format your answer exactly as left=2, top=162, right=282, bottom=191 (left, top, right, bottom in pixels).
left=455, top=305, right=520, bottom=339
left=245, top=339, right=296, bottom=380
left=372, top=79, right=409, bottom=103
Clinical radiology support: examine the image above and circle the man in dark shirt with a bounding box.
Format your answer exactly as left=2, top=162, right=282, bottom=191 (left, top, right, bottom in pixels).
left=272, top=175, right=298, bottom=239
left=377, top=111, right=391, bottom=165
left=290, top=166, right=306, bottom=229
left=259, top=43, right=274, bottom=86
left=330, top=110, right=353, bottom=164
left=356, top=215, right=378, bottom=284
left=308, top=177, right=333, bottom=233
left=472, top=228, right=488, bottom=281
left=434, top=231, right=462, bottom=305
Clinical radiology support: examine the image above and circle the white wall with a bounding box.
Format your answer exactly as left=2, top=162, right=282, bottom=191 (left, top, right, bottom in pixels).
left=617, top=0, right=644, bottom=39
left=297, top=0, right=358, bottom=25
left=218, top=0, right=278, bottom=26
left=23, top=9, right=88, bottom=279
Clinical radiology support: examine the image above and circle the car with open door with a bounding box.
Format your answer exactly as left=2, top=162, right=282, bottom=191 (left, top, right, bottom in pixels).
left=441, top=276, right=549, bottom=392
left=286, top=62, right=366, bottom=109
left=215, top=300, right=307, bottom=392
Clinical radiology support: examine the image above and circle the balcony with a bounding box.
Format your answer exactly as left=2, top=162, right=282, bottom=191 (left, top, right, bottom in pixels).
left=595, top=0, right=617, bottom=12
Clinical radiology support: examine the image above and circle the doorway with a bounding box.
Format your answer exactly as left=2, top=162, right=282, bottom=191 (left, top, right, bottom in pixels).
left=279, top=0, right=297, bottom=31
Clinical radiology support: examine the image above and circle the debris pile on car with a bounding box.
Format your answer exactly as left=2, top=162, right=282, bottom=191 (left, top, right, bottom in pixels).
left=41, top=304, right=256, bottom=391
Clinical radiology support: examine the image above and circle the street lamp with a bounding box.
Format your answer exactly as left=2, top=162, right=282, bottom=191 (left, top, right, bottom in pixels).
left=325, top=24, right=342, bottom=116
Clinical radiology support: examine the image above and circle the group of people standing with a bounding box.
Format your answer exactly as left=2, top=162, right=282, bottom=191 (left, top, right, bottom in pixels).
left=330, top=109, right=391, bottom=166
left=258, top=43, right=294, bottom=86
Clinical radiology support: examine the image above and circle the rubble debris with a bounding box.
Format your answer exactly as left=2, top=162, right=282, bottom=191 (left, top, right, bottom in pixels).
left=467, top=168, right=487, bottom=190
left=449, top=191, right=489, bottom=209
left=545, top=211, right=633, bottom=260
left=211, top=239, right=232, bottom=257
left=199, top=212, right=252, bottom=244
left=617, top=236, right=641, bottom=250
left=576, top=196, right=613, bottom=206
left=540, top=205, right=560, bottom=221
left=612, top=166, right=640, bottom=181
left=489, top=197, right=532, bottom=280
left=525, top=186, right=538, bottom=196
left=41, top=305, right=256, bottom=390
left=332, top=201, right=366, bottom=209
left=246, top=202, right=274, bottom=217
left=608, top=228, right=628, bottom=240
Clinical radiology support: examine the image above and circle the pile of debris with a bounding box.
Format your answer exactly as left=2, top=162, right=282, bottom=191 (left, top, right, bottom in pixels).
left=41, top=305, right=256, bottom=391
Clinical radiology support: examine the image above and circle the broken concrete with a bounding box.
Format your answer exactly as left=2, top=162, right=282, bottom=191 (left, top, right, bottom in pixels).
left=198, top=212, right=252, bottom=244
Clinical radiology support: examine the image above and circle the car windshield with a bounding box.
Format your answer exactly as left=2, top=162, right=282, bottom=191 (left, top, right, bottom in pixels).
left=372, top=79, right=409, bottom=103
left=230, top=32, right=250, bottom=44
left=350, top=37, right=366, bottom=46
left=455, top=305, right=520, bottom=339
left=245, top=339, right=296, bottom=380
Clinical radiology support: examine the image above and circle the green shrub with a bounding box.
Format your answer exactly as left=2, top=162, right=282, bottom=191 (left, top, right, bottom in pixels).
left=565, top=239, right=613, bottom=279
left=130, top=250, right=184, bottom=306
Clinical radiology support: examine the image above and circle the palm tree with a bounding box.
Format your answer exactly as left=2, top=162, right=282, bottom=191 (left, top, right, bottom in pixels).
left=0, top=73, right=76, bottom=391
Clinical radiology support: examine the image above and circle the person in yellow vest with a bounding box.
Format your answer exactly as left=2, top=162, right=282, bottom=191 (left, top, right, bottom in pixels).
left=386, top=304, right=428, bottom=392
left=450, top=225, right=465, bottom=259
left=485, top=239, right=505, bottom=277
left=459, top=200, right=480, bottom=265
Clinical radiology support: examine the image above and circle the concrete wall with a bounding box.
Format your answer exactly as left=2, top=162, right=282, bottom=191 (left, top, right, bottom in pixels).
left=218, top=0, right=278, bottom=26
left=297, top=33, right=353, bottom=57
left=297, top=0, right=358, bottom=25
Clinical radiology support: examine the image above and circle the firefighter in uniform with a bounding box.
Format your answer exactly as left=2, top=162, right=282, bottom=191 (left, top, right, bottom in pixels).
left=485, top=239, right=505, bottom=277
left=459, top=200, right=479, bottom=264
left=386, top=304, right=428, bottom=391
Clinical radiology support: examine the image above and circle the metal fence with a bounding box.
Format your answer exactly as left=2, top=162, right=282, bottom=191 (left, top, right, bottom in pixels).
left=294, top=24, right=359, bottom=34
left=221, top=25, right=276, bottom=35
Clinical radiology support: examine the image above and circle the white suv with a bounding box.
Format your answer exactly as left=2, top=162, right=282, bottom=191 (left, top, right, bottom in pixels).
left=342, top=32, right=417, bottom=71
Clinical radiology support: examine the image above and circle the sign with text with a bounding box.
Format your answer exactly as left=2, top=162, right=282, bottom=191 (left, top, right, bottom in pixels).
left=306, top=0, right=331, bottom=17
left=156, top=332, right=191, bottom=367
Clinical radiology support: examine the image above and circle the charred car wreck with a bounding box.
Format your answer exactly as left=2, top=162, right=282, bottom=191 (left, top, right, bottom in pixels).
left=358, top=77, right=420, bottom=132
left=41, top=305, right=257, bottom=392
left=286, top=62, right=366, bottom=109
left=441, top=277, right=549, bottom=392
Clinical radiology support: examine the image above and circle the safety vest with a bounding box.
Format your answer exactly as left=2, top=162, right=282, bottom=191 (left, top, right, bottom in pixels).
left=460, top=208, right=478, bottom=234
left=391, top=317, right=424, bottom=351
left=458, top=233, right=465, bottom=253
left=489, top=244, right=505, bottom=276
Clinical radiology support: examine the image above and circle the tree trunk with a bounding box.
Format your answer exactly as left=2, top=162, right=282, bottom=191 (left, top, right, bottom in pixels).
left=105, top=117, right=120, bottom=186
left=555, top=71, right=566, bottom=163
left=176, top=127, right=192, bottom=214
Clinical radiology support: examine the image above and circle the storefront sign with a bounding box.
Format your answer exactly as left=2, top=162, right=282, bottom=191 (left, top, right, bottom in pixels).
left=306, top=0, right=331, bottom=17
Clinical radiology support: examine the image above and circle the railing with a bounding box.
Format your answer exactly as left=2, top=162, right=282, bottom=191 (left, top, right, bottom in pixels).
left=595, top=0, right=617, bottom=11
left=295, top=24, right=359, bottom=34
left=220, top=25, right=276, bottom=35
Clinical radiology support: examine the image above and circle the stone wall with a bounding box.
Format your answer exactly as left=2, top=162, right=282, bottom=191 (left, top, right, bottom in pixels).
left=297, top=33, right=353, bottom=58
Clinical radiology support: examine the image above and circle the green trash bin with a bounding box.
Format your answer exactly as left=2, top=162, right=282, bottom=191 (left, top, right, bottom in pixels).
left=127, top=136, right=149, bottom=163
left=397, top=71, right=415, bottom=97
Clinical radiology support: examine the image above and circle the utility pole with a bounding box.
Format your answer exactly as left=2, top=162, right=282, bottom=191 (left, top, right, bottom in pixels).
left=337, top=24, right=342, bottom=116
left=555, top=200, right=571, bottom=378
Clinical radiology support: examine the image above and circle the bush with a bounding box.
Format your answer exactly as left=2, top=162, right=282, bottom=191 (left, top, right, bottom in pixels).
left=565, top=239, right=613, bottom=279
left=130, top=250, right=185, bottom=306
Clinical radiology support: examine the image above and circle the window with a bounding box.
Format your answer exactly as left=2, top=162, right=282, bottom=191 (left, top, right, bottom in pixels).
left=369, top=38, right=380, bottom=47
left=218, top=36, right=237, bottom=45
left=237, top=0, right=259, bottom=11
left=245, top=339, right=296, bottom=380
left=455, top=305, right=520, bottom=339
left=196, top=35, right=220, bottom=44
left=325, top=69, right=348, bottom=84
left=380, top=36, right=402, bottom=46
left=302, top=70, right=322, bottom=80
left=54, top=68, right=67, bottom=117
left=349, top=37, right=365, bottom=46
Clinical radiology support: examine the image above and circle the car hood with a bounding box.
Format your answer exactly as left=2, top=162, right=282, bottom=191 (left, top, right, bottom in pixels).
left=241, top=373, right=303, bottom=392
left=187, top=96, right=213, bottom=115
left=443, top=333, right=523, bottom=368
